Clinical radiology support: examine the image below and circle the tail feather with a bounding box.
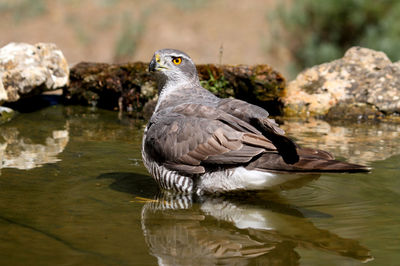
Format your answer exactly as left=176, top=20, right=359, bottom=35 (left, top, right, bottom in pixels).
left=246, top=148, right=370, bottom=173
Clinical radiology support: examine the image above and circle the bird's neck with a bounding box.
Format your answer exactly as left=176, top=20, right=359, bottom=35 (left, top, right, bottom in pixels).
left=157, top=74, right=200, bottom=95
left=155, top=76, right=201, bottom=111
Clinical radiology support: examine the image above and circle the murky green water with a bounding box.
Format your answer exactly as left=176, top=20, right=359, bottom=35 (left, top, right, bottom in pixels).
left=0, top=105, right=399, bottom=265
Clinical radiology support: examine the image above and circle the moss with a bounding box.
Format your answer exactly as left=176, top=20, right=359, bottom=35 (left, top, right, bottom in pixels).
left=0, top=107, right=15, bottom=125
left=200, top=69, right=234, bottom=98
left=325, top=102, right=384, bottom=121
left=283, top=103, right=310, bottom=118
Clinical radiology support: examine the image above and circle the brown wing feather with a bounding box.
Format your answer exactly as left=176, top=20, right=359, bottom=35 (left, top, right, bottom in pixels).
left=218, top=98, right=280, bottom=131
left=298, top=147, right=335, bottom=160
left=145, top=104, right=277, bottom=174
left=246, top=147, right=369, bottom=173
left=217, top=98, right=299, bottom=164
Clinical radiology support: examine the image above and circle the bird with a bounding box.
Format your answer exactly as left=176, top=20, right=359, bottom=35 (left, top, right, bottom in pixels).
left=142, top=49, right=369, bottom=194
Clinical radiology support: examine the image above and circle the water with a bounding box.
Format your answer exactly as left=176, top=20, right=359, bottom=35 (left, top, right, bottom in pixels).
left=0, top=105, right=399, bottom=265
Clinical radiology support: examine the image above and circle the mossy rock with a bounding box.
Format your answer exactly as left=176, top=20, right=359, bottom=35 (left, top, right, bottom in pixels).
left=0, top=106, right=15, bottom=124
left=65, top=62, right=286, bottom=116
left=325, top=102, right=384, bottom=121
left=197, top=64, right=286, bottom=115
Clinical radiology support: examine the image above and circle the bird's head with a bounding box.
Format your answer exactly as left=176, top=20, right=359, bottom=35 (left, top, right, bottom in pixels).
left=149, top=49, right=200, bottom=93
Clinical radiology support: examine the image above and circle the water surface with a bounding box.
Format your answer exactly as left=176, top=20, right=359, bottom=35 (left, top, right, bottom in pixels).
left=0, top=106, right=399, bottom=265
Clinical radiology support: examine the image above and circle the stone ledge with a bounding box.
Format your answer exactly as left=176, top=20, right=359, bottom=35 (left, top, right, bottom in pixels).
left=64, top=62, right=286, bottom=116
left=283, top=46, right=400, bottom=121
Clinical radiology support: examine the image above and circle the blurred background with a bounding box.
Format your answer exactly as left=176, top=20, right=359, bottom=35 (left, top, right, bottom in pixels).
left=1, top=0, right=400, bottom=78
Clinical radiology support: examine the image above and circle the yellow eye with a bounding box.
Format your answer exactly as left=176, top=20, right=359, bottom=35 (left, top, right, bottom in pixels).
left=172, top=57, right=182, bottom=65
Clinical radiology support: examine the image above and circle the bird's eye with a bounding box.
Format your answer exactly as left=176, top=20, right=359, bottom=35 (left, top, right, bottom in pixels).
left=172, top=57, right=182, bottom=65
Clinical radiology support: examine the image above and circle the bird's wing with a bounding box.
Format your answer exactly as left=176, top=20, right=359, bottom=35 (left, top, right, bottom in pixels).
left=217, top=98, right=279, bottom=131
left=245, top=148, right=370, bottom=173
left=144, top=103, right=277, bottom=175
left=218, top=98, right=299, bottom=164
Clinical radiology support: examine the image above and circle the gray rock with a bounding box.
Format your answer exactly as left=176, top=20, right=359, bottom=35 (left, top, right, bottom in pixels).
left=284, top=46, right=400, bottom=118
left=0, top=42, right=69, bottom=104
left=0, top=106, right=15, bottom=124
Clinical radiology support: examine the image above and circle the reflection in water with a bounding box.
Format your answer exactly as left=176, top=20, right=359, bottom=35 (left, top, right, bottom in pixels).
left=0, top=105, right=144, bottom=175
left=141, top=192, right=373, bottom=265
left=282, top=118, right=400, bottom=165
left=0, top=126, right=69, bottom=171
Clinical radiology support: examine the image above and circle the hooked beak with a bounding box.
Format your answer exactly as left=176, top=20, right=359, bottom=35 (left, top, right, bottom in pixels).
left=149, top=53, right=167, bottom=72
left=148, top=57, right=157, bottom=72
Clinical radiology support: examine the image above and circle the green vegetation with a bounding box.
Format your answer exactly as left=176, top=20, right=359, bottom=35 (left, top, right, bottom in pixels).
left=96, top=0, right=121, bottom=8
left=65, top=14, right=93, bottom=45
left=0, top=107, right=15, bottom=125
left=200, top=70, right=234, bottom=98
left=0, top=0, right=47, bottom=23
left=269, top=0, right=400, bottom=74
left=168, top=0, right=209, bottom=10
left=113, top=10, right=150, bottom=63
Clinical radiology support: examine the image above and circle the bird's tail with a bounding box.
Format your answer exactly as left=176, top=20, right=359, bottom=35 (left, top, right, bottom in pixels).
left=246, top=147, right=370, bottom=173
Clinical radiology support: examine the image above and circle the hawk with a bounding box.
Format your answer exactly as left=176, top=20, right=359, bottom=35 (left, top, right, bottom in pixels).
left=142, top=49, right=369, bottom=194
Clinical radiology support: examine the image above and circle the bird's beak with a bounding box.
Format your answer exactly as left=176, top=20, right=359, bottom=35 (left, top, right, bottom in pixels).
left=149, top=53, right=167, bottom=72
left=148, top=56, right=157, bottom=72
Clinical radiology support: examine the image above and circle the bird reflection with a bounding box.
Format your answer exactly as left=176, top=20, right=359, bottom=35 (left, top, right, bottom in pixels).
left=141, top=191, right=373, bottom=265
left=98, top=172, right=373, bottom=265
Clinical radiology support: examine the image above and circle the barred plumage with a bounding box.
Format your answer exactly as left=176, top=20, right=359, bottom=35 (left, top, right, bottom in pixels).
left=142, top=139, right=194, bottom=193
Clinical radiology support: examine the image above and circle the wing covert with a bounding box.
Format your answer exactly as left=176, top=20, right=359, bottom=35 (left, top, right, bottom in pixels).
left=144, top=104, right=277, bottom=175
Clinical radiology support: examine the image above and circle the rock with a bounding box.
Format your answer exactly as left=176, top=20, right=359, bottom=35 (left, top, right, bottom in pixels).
left=0, top=42, right=69, bottom=104
left=0, top=106, right=15, bottom=124
left=65, top=62, right=285, bottom=116
left=197, top=64, right=285, bottom=115
left=65, top=62, right=153, bottom=112
left=283, top=47, right=400, bottom=119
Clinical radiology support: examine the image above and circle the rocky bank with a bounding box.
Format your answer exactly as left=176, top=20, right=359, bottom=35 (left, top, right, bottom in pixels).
left=0, top=42, right=69, bottom=104
left=65, top=62, right=286, bottom=117
left=0, top=42, right=399, bottom=123
left=284, top=47, right=400, bottom=121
